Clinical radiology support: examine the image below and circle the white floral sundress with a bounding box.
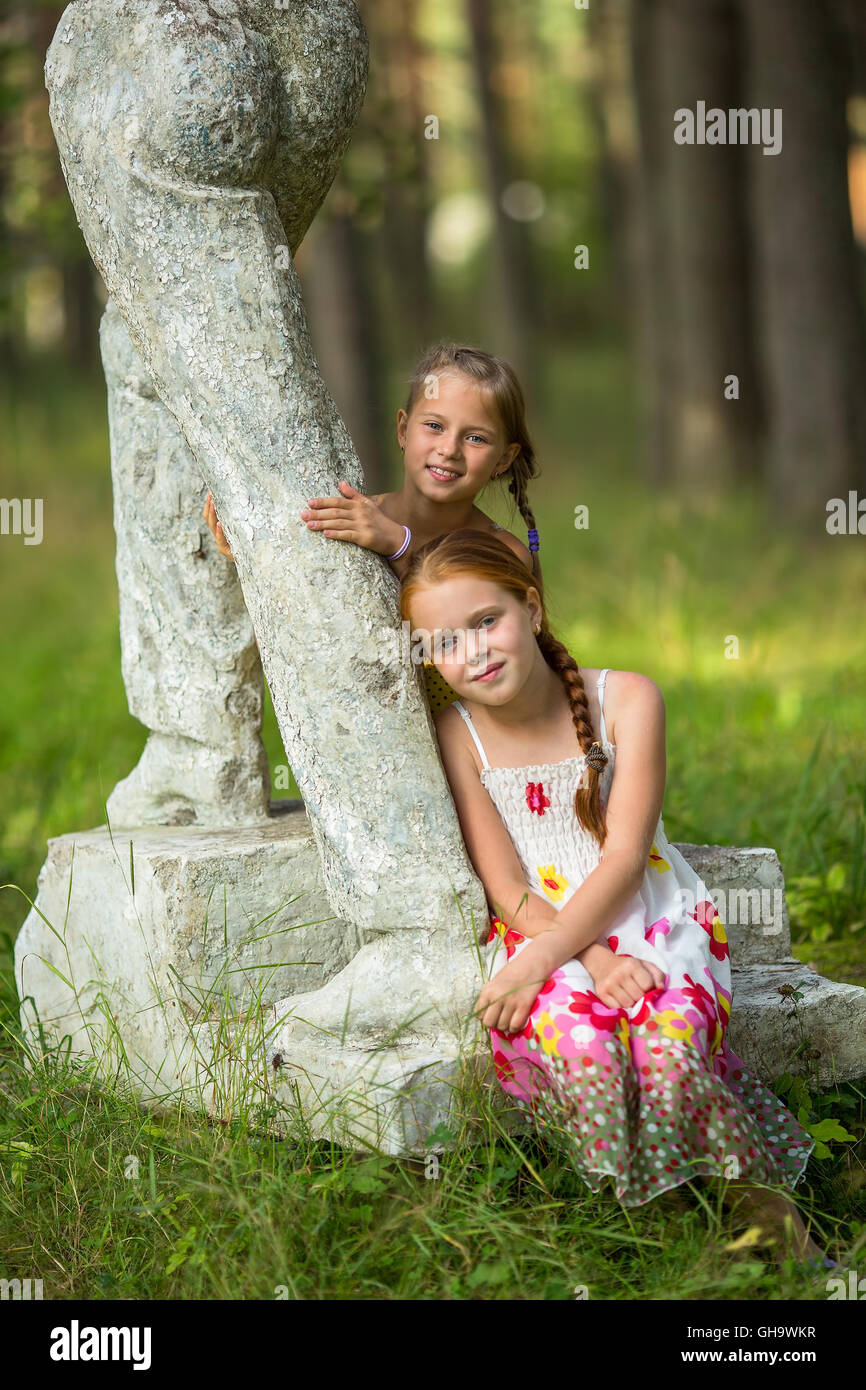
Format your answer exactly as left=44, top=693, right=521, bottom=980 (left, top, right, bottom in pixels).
left=453, top=669, right=815, bottom=1208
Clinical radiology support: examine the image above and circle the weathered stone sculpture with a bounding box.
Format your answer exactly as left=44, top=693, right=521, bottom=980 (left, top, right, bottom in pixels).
left=16, top=0, right=492, bottom=1145
left=100, top=297, right=271, bottom=829
left=43, top=0, right=488, bottom=970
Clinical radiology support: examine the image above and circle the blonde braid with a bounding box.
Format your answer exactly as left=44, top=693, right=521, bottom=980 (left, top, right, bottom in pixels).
left=536, top=627, right=608, bottom=847
left=507, top=452, right=541, bottom=581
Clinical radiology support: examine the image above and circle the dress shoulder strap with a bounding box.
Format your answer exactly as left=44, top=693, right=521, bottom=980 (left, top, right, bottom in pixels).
left=597, top=668, right=610, bottom=744
left=452, top=700, right=491, bottom=771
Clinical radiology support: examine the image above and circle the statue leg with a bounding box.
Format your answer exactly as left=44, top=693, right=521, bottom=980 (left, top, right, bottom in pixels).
left=45, top=1, right=487, bottom=1032
left=100, top=297, right=271, bottom=827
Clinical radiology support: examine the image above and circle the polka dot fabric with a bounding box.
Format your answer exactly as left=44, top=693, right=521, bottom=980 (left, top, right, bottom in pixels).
left=423, top=662, right=460, bottom=712
left=487, top=923, right=813, bottom=1206
left=454, top=687, right=815, bottom=1208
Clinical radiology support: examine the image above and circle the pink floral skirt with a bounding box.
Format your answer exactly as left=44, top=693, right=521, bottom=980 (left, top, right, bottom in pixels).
left=485, top=915, right=815, bottom=1208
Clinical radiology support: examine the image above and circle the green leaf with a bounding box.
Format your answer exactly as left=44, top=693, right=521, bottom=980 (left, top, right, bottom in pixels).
left=347, top=1173, right=386, bottom=1195
left=466, top=1260, right=511, bottom=1288
left=425, top=1122, right=455, bottom=1147
left=803, top=1117, right=857, bottom=1144
left=165, top=1225, right=198, bottom=1275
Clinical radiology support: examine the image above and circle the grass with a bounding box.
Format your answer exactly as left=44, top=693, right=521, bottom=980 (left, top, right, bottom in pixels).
left=0, top=1032, right=863, bottom=1300
left=1, top=347, right=865, bottom=1299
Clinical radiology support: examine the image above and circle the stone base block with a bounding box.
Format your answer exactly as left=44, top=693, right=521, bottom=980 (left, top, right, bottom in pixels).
left=727, top=961, right=866, bottom=1087
left=14, top=811, right=866, bottom=1157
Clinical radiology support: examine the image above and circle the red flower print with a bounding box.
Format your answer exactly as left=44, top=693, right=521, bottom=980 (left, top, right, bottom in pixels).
left=690, top=900, right=730, bottom=962
left=568, top=989, right=624, bottom=1030
left=682, top=972, right=717, bottom=1025
left=525, top=782, right=550, bottom=815
left=492, top=1048, right=516, bottom=1083
left=691, top=900, right=716, bottom=929
left=487, top=915, right=524, bottom=959
left=630, top=988, right=665, bottom=1025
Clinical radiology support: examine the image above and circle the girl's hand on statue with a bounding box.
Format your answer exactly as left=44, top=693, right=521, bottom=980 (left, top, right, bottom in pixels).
left=203, top=494, right=236, bottom=562
left=474, top=940, right=559, bottom=1035
left=300, top=481, right=405, bottom=556
left=591, top=953, right=666, bottom=1011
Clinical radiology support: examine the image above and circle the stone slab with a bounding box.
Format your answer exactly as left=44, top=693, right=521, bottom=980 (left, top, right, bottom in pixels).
left=15, top=811, right=866, bottom=1155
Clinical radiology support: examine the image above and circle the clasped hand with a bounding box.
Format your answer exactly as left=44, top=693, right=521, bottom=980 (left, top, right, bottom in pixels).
left=475, top=939, right=666, bottom=1035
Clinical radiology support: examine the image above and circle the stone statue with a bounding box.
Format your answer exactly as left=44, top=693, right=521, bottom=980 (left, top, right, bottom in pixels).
left=40, top=0, right=488, bottom=1052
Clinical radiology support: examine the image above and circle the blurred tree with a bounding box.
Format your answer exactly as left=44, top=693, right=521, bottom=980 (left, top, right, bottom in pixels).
left=464, top=0, right=538, bottom=396
left=0, top=8, right=34, bottom=376
left=1, top=3, right=94, bottom=369
left=625, top=0, right=763, bottom=493
left=32, top=3, right=99, bottom=366
left=587, top=0, right=639, bottom=342
left=378, top=0, right=435, bottom=352
left=300, top=0, right=439, bottom=496
left=299, top=190, right=390, bottom=496
left=0, top=25, right=19, bottom=375
left=742, top=0, right=866, bottom=511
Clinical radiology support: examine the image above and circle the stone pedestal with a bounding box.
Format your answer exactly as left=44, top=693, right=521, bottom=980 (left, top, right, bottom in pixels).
left=675, top=843, right=866, bottom=1087
left=14, top=804, right=492, bottom=1152
left=15, top=811, right=866, bottom=1155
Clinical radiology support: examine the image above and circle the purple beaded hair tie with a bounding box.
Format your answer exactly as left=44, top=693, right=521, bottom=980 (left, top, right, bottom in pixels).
left=527, top=527, right=539, bottom=552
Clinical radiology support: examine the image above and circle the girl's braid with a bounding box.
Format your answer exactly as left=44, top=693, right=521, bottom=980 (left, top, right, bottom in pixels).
left=507, top=451, right=541, bottom=581
left=536, top=627, right=609, bottom=847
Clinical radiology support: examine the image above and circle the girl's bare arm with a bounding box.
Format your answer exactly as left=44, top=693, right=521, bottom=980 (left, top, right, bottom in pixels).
left=534, top=671, right=667, bottom=972
left=434, top=705, right=613, bottom=978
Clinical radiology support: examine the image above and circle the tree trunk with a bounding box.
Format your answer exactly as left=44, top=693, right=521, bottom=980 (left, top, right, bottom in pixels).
left=379, top=0, right=435, bottom=353
left=62, top=257, right=99, bottom=368
left=464, top=0, right=537, bottom=394
left=741, top=0, right=866, bottom=509
left=299, top=203, right=391, bottom=495
left=592, top=0, right=665, bottom=477
left=627, top=0, right=677, bottom=485
left=631, top=0, right=763, bottom=494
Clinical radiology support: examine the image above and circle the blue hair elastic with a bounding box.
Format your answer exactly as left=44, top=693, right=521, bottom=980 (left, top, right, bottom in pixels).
left=527, top=527, right=539, bottom=552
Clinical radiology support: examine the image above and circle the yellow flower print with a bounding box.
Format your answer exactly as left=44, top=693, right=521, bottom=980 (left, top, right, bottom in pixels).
left=618, top=1014, right=630, bottom=1050
left=534, top=1011, right=564, bottom=1057
left=655, top=1009, right=696, bottom=1047
left=538, top=865, right=570, bottom=901
left=648, top=843, right=671, bottom=873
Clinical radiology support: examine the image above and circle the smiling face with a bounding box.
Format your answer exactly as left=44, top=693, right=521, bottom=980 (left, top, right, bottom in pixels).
left=407, top=574, right=543, bottom=705
left=396, top=372, right=520, bottom=503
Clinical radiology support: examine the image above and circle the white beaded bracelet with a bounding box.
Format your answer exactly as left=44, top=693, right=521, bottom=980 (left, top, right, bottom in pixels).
left=387, top=525, right=412, bottom=561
